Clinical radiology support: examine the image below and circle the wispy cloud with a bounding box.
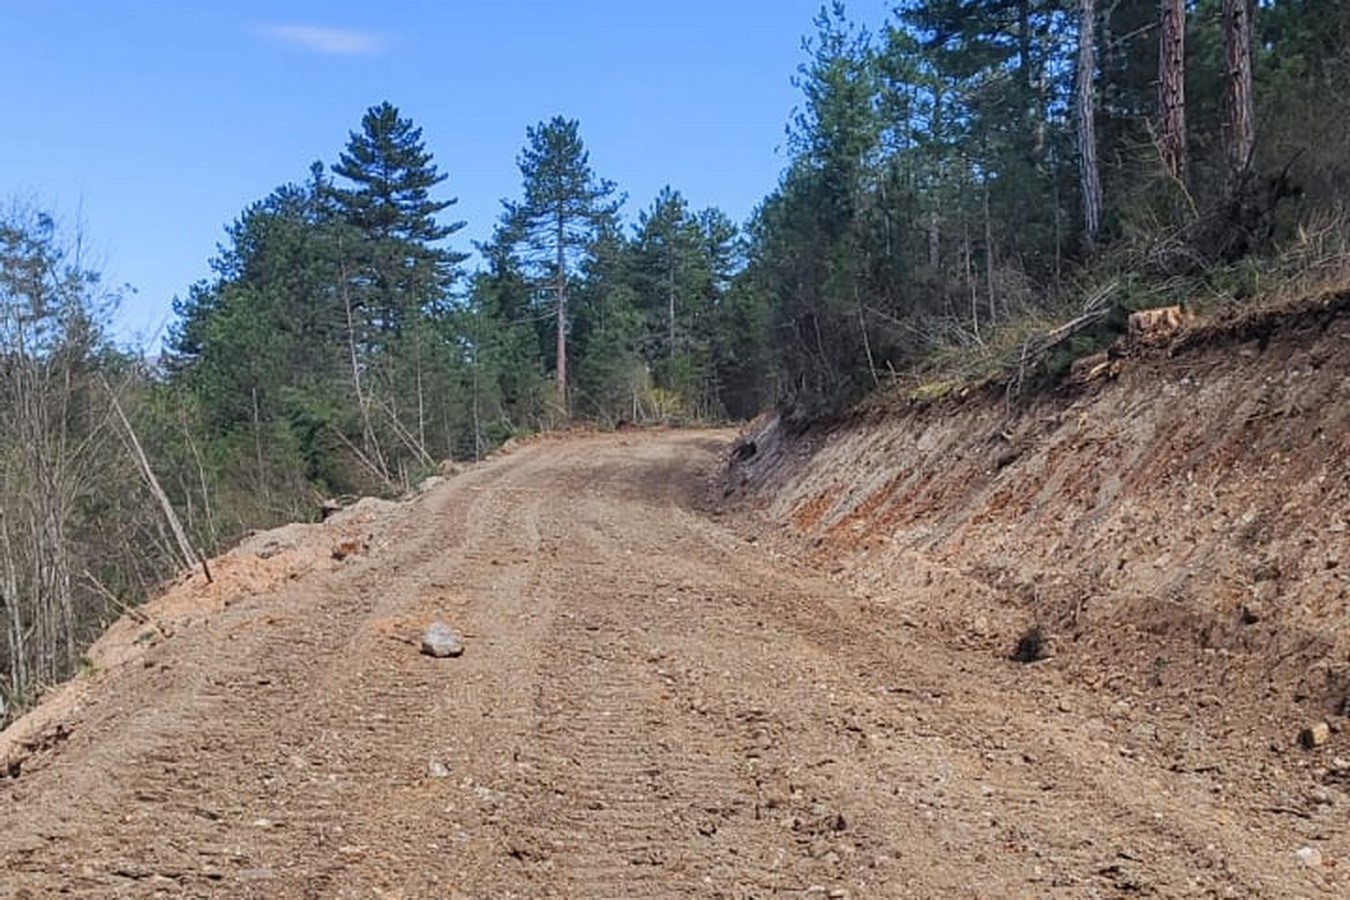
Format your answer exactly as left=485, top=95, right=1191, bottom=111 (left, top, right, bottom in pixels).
left=255, top=24, right=388, bottom=56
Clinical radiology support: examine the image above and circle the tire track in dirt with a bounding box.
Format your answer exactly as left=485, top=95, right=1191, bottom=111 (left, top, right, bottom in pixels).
left=696, top=537, right=1313, bottom=898
left=0, top=447, right=557, bottom=897
left=1, top=429, right=1342, bottom=898
left=221, top=452, right=563, bottom=898
left=501, top=516, right=781, bottom=897
left=492, top=438, right=913, bottom=898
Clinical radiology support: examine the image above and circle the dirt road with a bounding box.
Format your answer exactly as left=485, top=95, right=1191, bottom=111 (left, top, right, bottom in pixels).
left=0, top=431, right=1341, bottom=897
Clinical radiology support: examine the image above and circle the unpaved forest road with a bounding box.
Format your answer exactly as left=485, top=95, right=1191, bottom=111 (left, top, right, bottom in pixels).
left=0, top=431, right=1334, bottom=898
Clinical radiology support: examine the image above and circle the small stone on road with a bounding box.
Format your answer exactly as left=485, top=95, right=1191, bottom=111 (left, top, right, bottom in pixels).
left=421, top=621, right=465, bottom=658
left=1295, top=846, right=1323, bottom=868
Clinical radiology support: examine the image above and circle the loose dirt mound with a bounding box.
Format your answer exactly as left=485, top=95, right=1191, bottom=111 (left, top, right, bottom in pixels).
left=0, top=495, right=404, bottom=777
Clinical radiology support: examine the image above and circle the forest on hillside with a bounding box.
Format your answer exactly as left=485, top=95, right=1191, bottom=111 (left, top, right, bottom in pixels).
left=3, top=0, right=1348, bottom=715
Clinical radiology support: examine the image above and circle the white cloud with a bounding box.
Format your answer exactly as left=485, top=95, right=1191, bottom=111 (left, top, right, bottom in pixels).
left=255, top=24, right=387, bottom=56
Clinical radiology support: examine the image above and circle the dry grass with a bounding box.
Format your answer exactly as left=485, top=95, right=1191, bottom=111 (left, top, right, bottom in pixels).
left=873, top=217, right=1350, bottom=410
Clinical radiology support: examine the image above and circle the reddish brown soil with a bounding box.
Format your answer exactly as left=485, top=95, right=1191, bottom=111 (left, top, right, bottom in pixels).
left=1, top=294, right=1348, bottom=897
left=727, top=291, right=1350, bottom=897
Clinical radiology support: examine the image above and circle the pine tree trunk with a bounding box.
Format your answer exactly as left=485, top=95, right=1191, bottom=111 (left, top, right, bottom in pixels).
left=554, top=210, right=568, bottom=414
left=1077, top=0, right=1104, bottom=246
left=250, top=386, right=267, bottom=502
left=668, top=256, right=677, bottom=366
left=470, top=307, right=484, bottom=460
left=1159, top=0, right=1188, bottom=183
left=983, top=179, right=996, bottom=330
left=928, top=208, right=940, bottom=272
left=414, top=332, right=427, bottom=458
left=1017, top=0, right=1034, bottom=108
left=1222, top=0, right=1256, bottom=186
left=963, top=217, right=975, bottom=319
left=930, top=85, right=945, bottom=275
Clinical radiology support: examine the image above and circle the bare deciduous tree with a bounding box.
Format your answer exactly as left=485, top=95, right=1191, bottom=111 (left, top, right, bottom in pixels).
left=0, top=205, right=183, bottom=715
left=0, top=206, right=107, bottom=701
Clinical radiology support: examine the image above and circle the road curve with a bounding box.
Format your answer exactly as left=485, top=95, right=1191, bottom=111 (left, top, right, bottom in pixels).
left=0, top=431, right=1333, bottom=898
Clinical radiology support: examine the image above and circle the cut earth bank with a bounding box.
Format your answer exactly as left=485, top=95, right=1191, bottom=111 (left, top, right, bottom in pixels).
left=725, top=290, right=1350, bottom=890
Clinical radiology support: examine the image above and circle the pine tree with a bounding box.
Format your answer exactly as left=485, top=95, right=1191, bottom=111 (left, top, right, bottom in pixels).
left=331, top=102, right=466, bottom=466
left=502, top=117, right=621, bottom=413
left=762, top=4, right=887, bottom=414
left=459, top=238, right=551, bottom=455
left=631, top=188, right=704, bottom=389
left=168, top=174, right=346, bottom=435
left=1159, top=0, right=1188, bottom=182
left=1221, top=0, right=1255, bottom=186
left=1076, top=0, right=1103, bottom=246
left=330, top=101, right=466, bottom=336
left=571, top=224, right=646, bottom=423
left=165, top=171, right=362, bottom=500
left=791, top=3, right=881, bottom=243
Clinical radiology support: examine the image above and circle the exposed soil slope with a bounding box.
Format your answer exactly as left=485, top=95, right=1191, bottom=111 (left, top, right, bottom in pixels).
left=0, top=312, right=1346, bottom=898
left=726, top=291, right=1350, bottom=896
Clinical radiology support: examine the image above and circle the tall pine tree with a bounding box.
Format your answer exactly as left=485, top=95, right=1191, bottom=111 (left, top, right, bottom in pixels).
left=330, top=101, right=466, bottom=336
left=331, top=102, right=466, bottom=464
left=502, top=117, right=621, bottom=413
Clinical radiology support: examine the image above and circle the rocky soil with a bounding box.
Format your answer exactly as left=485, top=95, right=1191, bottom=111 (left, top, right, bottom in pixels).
left=725, top=290, right=1350, bottom=897
left=1, top=296, right=1348, bottom=897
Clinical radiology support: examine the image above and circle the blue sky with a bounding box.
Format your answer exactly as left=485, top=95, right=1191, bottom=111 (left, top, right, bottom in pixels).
left=2, top=1, right=885, bottom=350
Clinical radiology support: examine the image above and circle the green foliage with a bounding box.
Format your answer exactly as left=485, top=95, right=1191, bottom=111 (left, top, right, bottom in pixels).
left=501, top=116, right=623, bottom=411
left=626, top=189, right=744, bottom=419
left=458, top=242, right=553, bottom=452
left=11, top=1, right=1350, bottom=701
left=737, top=0, right=1348, bottom=417
left=167, top=102, right=473, bottom=516
left=505, top=117, right=622, bottom=270
left=331, top=103, right=467, bottom=336
left=570, top=223, right=646, bottom=423
left=332, top=104, right=462, bottom=244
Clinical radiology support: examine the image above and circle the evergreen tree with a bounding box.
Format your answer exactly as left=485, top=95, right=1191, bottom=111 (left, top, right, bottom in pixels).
left=458, top=238, right=551, bottom=455
left=1159, top=0, right=1189, bottom=183
left=331, top=102, right=466, bottom=336
left=1075, top=0, right=1103, bottom=246
left=1221, top=0, right=1255, bottom=185
left=170, top=104, right=469, bottom=499
left=330, top=102, right=467, bottom=467
left=167, top=172, right=354, bottom=498
left=695, top=208, right=768, bottom=419
left=1258, top=0, right=1350, bottom=207
left=571, top=223, right=647, bottom=423
left=631, top=188, right=705, bottom=394
left=169, top=174, right=345, bottom=433
left=502, top=117, right=622, bottom=413
left=760, top=4, right=890, bottom=415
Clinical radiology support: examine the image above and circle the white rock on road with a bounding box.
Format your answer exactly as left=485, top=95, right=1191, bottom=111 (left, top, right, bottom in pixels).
left=1296, top=845, right=1323, bottom=868
left=421, top=621, right=465, bottom=658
